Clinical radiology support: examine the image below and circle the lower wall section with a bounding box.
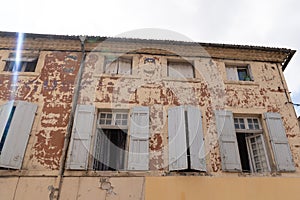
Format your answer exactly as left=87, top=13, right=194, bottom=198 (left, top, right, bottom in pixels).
left=1, top=176, right=300, bottom=200
left=145, top=176, right=300, bottom=200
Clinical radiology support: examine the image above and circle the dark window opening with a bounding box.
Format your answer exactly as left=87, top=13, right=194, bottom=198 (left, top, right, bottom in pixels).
left=236, top=133, right=251, bottom=172
left=93, top=129, right=127, bottom=171
left=0, top=106, right=16, bottom=154
left=237, top=68, right=249, bottom=81
left=4, top=59, right=38, bottom=72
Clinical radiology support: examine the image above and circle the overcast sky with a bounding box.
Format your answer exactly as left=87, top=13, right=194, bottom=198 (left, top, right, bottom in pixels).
left=0, top=0, right=299, bottom=116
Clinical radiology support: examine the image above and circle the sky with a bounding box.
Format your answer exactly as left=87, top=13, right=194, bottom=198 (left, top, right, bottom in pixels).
left=0, top=0, right=299, bottom=116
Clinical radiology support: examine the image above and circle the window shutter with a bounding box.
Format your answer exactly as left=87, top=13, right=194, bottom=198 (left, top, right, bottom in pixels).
left=168, top=106, right=188, bottom=170
left=128, top=106, right=149, bottom=170
left=105, top=59, right=118, bottom=74
left=0, top=101, right=14, bottom=143
left=215, top=110, right=241, bottom=172
left=187, top=106, right=206, bottom=171
left=0, top=101, right=37, bottom=169
left=67, top=105, right=95, bottom=170
left=264, top=112, right=295, bottom=172
left=226, top=67, right=238, bottom=81
left=118, top=58, right=131, bottom=75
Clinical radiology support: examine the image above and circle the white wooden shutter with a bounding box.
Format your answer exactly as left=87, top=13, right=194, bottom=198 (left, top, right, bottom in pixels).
left=226, top=67, right=238, bottom=81
left=187, top=106, right=206, bottom=171
left=168, top=62, right=194, bottom=79
left=264, top=112, right=295, bottom=172
left=128, top=106, right=149, bottom=170
left=0, top=101, right=37, bottom=169
left=215, top=110, right=241, bottom=172
left=67, top=105, right=95, bottom=170
left=118, top=57, right=131, bottom=75
left=168, top=106, right=188, bottom=170
left=105, top=59, right=118, bottom=74
left=0, top=101, right=14, bottom=143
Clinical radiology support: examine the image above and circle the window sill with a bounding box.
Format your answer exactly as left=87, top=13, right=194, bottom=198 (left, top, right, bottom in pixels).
left=93, top=74, right=141, bottom=80
left=0, top=71, right=39, bottom=77
left=224, top=80, right=259, bottom=86
left=162, top=77, right=202, bottom=83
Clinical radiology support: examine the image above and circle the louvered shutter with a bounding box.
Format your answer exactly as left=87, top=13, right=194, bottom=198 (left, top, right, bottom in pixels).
left=264, top=112, right=295, bottom=172
left=67, top=105, right=95, bottom=170
left=0, top=101, right=37, bottom=169
left=127, top=106, right=149, bottom=170
left=0, top=101, right=14, bottom=143
left=215, top=110, right=241, bottom=171
left=168, top=106, right=188, bottom=170
left=187, top=106, right=206, bottom=171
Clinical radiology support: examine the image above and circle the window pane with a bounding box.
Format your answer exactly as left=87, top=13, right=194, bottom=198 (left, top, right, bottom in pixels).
left=237, top=68, right=248, bottom=81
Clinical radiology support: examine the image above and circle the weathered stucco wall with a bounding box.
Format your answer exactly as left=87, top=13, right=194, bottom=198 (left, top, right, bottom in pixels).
left=78, top=51, right=300, bottom=175
left=0, top=34, right=299, bottom=199
left=0, top=50, right=81, bottom=172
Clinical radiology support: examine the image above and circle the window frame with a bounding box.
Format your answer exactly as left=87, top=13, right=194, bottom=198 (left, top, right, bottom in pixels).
left=3, top=53, right=39, bottom=73
left=103, top=56, right=133, bottom=75
left=93, top=109, right=130, bottom=171
left=225, top=64, right=253, bottom=81
left=167, top=59, right=195, bottom=79
left=233, top=116, right=271, bottom=173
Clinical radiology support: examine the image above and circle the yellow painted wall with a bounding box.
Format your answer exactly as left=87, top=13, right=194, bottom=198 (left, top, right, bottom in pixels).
left=145, top=176, right=300, bottom=200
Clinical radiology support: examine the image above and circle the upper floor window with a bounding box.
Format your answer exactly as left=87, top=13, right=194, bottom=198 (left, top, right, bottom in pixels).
left=67, top=105, right=150, bottom=171
left=226, top=64, right=253, bottom=81
left=104, top=56, right=132, bottom=75
left=215, top=111, right=295, bottom=173
left=234, top=117, right=270, bottom=173
left=167, top=60, right=194, bottom=79
left=4, top=53, right=39, bottom=72
left=93, top=110, right=129, bottom=171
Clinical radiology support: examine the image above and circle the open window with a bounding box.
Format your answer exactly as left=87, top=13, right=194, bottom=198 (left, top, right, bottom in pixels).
left=67, top=105, right=150, bottom=171
left=4, top=53, right=39, bottom=72
left=215, top=110, right=295, bottom=173
left=104, top=56, right=132, bottom=75
left=0, top=101, right=37, bottom=169
left=168, top=106, right=206, bottom=171
left=234, top=117, right=270, bottom=173
left=226, top=64, right=253, bottom=81
left=93, top=111, right=129, bottom=171
left=167, top=60, right=195, bottom=79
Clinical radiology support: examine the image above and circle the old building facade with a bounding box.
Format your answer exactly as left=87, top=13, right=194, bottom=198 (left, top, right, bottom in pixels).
left=0, top=31, right=299, bottom=200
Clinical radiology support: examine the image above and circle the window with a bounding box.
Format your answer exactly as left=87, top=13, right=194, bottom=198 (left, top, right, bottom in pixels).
left=234, top=117, right=270, bottom=173
left=67, top=105, right=150, bottom=171
left=226, top=64, right=253, bottom=81
left=167, top=60, right=194, bottom=79
left=168, top=106, right=206, bottom=171
left=104, top=56, right=132, bottom=75
left=0, top=101, right=37, bottom=169
left=4, top=53, right=39, bottom=72
left=215, top=110, right=295, bottom=173
left=93, top=111, right=129, bottom=171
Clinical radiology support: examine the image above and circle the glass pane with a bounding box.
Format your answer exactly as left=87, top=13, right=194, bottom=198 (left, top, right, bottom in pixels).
left=237, top=68, right=248, bottom=81
left=99, top=119, right=105, bottom=124
left=122, top=120, right=127, bottom=125
left=106, top=120, right=111, bottom=125
left=116, top=114, right=121, bottom=119
left=100, top=113, right=106, bottom=118
left=107, top=114, right=112, bottom=119
left=122, top=114, right=128, bottom=119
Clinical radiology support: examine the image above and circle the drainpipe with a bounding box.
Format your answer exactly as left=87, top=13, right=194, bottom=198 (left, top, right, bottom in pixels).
left=54, top=36, right=87, bottom=200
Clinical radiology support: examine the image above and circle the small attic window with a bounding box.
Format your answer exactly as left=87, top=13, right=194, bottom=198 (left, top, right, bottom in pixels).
left=104, top=56, right=132, bottom=75
left=167, top=60, right=194, bottom=79
left=4, top=53, right=39, bottom=72
left=226, top=64, right=253, bottom=81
